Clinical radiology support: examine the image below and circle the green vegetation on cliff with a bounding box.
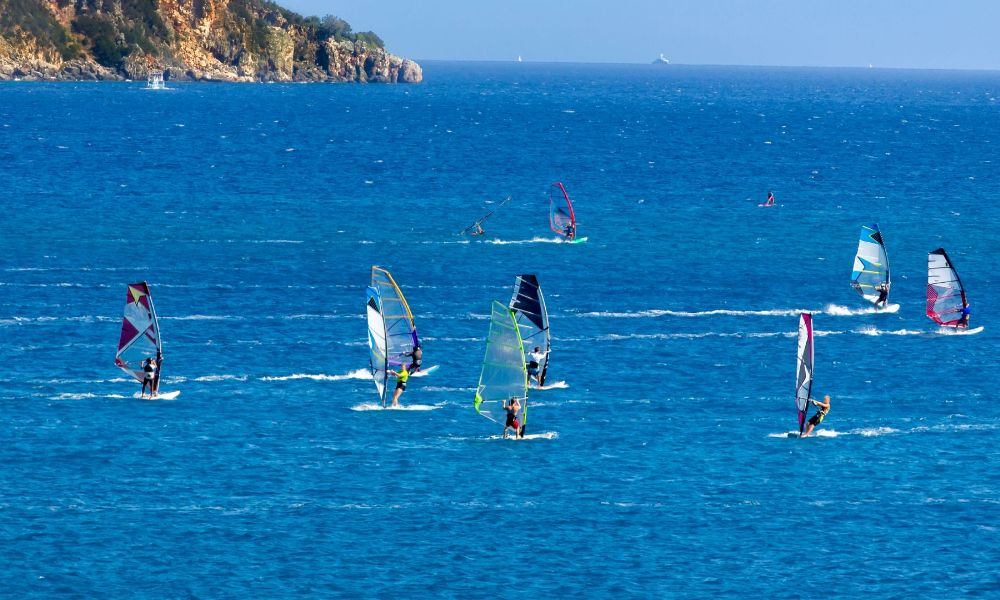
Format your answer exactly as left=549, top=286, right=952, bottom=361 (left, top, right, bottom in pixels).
left=0, top=0, right=416, bottom=82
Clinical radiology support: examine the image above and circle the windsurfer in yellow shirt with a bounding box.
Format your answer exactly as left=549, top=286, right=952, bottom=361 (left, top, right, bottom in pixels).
left=389, top=363, right=410, bottom=407
left=801, top=395, right=830, bottom=437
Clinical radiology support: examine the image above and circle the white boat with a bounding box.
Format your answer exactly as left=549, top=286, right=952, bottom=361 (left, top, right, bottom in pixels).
left=146, top=70, right=166, bottom=90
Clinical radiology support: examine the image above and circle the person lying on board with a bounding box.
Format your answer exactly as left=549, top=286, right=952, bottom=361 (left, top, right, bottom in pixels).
left=141, top=357, right=157, bottom=399
left=801, top=395, right=831, bottom=437
left=503, top=397, right=523, bottom=439
left=958, top=306, right=971, bottom=328
left=389, top=364, right=410, bottom=407
left=876, top=283, right=889, bottom=308
left=404, top=344, right=422, bottom=373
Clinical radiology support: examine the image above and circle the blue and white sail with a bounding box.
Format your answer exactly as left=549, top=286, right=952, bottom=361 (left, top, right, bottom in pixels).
left=850, top=224, right=890, bottom=306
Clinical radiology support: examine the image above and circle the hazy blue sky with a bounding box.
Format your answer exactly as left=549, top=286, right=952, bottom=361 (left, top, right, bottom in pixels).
left=280, top=0, right=1000, bottom=70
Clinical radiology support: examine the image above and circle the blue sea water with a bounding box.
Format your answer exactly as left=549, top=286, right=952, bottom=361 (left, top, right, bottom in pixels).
left=1, top=62, right=999, bottom=597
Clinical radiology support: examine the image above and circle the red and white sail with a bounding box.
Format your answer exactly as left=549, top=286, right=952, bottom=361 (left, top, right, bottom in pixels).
left=927, top=248, right=968, bottom=328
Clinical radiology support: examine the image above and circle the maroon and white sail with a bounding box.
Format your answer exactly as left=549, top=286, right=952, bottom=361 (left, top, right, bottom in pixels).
left=115, top=282, right=161, bottom=382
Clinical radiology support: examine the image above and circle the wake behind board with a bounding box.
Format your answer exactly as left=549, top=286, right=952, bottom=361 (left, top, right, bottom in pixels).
left=410, top=365, right=440, bottom=378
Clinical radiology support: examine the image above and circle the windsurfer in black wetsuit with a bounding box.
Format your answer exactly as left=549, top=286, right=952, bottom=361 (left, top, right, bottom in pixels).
left=875, top=283, right=889, bottom=308
left=141, top=357, right=156, bottom=398
left=563, top=223, right=576, bottom=240
left=152, top=350, right=163, bottom=396
left=801, top=395, right=831, bottom=437
left=503, top=396, right=523, bottom=439
left=404, top=344, right=422, bottom=373
left=765, top=191, right=775, bottom=206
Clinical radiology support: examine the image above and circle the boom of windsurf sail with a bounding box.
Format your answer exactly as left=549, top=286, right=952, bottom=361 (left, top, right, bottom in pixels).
left=460, top=196, right=512, bottom=235
left=795, top=313, right=814, bottom=436
left=474, top=301, right=528, bottom=427
left=509, top=274, right=551, bottom=386
left=927, top=248, right=969, bottom=327
left=850, top=223, right=890, bottom=305
left=369, top=267, right=420, bottom=404
left=549, top=182, right=576, bottom=238
left=366, top=286, right=389, bottom=406
left=115, top=282, right=161, bottom=383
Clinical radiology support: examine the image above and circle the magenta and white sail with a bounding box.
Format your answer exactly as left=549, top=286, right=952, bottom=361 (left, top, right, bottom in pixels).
left=927, top=248, right=969, bottom=327
left=795, top=313, right=814, bottom=435
left=549, top=182, right=576, bottom=238
left=115, top=282, right=161, bottom=382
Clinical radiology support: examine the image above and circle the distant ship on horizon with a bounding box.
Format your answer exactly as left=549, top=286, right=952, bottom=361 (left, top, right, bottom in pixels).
left=653, top=53, right=670, bottom=64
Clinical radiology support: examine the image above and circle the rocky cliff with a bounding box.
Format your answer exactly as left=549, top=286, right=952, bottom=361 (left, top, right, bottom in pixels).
left=0, top=0, right=422, bottom=83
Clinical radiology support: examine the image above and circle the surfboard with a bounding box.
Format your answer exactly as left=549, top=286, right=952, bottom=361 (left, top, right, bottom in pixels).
left=410, top=365, right=440, bottom=378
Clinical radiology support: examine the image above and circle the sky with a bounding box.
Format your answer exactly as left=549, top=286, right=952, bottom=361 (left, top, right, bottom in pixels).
left=280, top=0, right=1000, bottom=70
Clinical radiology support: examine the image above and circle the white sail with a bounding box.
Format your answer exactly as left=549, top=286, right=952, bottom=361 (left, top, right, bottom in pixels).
left=366, top=286, right=389, bottom=406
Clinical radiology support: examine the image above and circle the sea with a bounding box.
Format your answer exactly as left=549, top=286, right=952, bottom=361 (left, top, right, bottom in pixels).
left=1, top=62, right=998, bottom=597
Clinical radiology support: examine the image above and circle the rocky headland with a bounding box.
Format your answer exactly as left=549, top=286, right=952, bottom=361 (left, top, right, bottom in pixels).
left=0, top=0, right=422, bottom=83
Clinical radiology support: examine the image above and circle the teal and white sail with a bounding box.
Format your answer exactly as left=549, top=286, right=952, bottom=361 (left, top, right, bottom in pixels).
left=850, top=223, right=890, bottom=305
left=366, top=286, right=389, bottom=406
left=474, top=301, right=528, bottom=427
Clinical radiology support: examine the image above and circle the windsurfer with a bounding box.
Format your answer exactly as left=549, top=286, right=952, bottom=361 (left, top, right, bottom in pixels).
left=563, top=223, right=576, bottom=240
left=472, top=223, right=485, bottom=236
left=526, top=346, right=546, bottom=386
left=141, top=357, right=157, bottom=398
left=389, top=363, right=410, bottom=407
left=801, top=395, right=831, bottom=437
left=503, top=396, right=522, bottom=439
left=765, top=191, right=775, bottom=206
left=152, top=350, right=163, bottom=396
left=876, top=283, right=889, bottom=308
left=958, top=306, right=971, bottom=328
left=404, top=344, right=423, bottom=373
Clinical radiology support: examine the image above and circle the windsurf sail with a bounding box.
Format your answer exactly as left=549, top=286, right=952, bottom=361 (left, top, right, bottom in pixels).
left=927, top=248, right=969, bottom=327
left=795, top=313, right=814, bottom=436
left=509, top=274, right=551, bottom=386
left=460, top=196, right=512, bottom=235
left=366, top=286, right=389, bottom=406
left=474, top=301, right=528, bottom=428
left=369, top=267, right=420, bottom=404
left=549, top=182, right=576, bottom=239
left=115, top=282, right=162, bottom=383
left=850, top=223, right=890, bottom=305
